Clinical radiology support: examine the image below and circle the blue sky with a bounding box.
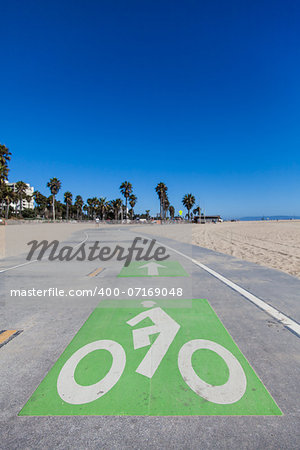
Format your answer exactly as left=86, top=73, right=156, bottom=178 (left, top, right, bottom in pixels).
left=1, top=0, right=300, bottom=218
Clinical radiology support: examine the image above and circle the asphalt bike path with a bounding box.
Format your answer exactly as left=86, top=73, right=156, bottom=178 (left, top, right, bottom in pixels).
left=0, top=226, right=299, bottom=448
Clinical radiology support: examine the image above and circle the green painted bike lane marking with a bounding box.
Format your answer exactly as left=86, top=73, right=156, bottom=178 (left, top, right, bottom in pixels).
left=19, top=299, right=281, bottom=416
left=118, top=260, right=189, bottom=277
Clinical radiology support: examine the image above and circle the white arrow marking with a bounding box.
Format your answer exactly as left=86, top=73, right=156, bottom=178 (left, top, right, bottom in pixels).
left=138, top=262, right=166, bottom=276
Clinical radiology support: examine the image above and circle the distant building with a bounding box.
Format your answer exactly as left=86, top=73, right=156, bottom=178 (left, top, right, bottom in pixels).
left=4, top=181, right=35, bottom=210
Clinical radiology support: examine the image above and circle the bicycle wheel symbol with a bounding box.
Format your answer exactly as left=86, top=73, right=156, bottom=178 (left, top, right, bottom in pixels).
left=57, top=340, right=126, bottom=405
left=178, top=339, right=246, bottom=404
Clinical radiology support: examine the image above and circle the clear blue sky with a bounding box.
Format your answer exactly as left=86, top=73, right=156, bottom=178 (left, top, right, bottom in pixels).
left=1, top=0, right=300, bottom=218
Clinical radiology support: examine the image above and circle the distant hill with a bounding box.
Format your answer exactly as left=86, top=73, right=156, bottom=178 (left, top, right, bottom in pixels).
left=238, top=216, right=300, bottom=221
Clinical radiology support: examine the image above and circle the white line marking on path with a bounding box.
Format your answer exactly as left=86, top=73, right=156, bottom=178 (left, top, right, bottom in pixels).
left=0, top=260, right=38, bottom=273
left=153, top=239, right=300, bottom=338
left=0, top=231, right=89, bottom=274
left=72, top=231, right=89, bottom=249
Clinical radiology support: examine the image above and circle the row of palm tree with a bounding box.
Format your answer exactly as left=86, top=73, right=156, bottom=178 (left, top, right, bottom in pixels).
left=40, top=178, right=139, bottom=221
left=1, top=144, right=199, bottom=221
left=44, top=179, right=194, bottom=222
left=1, top=179, right=197, bottom=222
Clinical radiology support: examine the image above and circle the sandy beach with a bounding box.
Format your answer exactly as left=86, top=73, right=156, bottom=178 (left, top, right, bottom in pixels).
left=192, top=220, right=300, bottom=278
left=132, top=220, right=300, bottom=279
left=1, top=220, right=299, bottom=278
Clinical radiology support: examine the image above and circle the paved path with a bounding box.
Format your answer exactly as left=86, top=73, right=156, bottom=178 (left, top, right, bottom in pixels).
left=0, top=226, right=299, bottom=448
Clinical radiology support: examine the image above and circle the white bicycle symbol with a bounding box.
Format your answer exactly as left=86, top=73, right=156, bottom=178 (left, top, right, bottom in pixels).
left=57, top=307, right=247, bottom=406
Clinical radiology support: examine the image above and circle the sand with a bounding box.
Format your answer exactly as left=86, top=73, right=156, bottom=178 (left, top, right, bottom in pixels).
left=1, top=220, right=300, bottom=279
left=132, top=220, right=300, bottom=279
left=192, top=220, right=300, bottom=278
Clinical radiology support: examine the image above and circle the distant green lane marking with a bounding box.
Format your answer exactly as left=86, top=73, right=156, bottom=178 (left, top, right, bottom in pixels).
left=19, top=299, right=281, bottom=416
left=118, top=260, right=189, bottom=277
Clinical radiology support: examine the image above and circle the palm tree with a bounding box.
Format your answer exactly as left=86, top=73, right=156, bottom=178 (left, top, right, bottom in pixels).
left=0, top=164, right=9, bottom=187
left=15, top=181, right=28, bottom=217
left=86, top=198, right=93, bottom=219
left=33, top=191, right=48, bottom=218
left=98, top=197, right=107, bottom=220
left=47, top=178, right=61, bottom=220
left=129, top=194, right=137, bottom=219
left=1, top=185, right=15, bottom=219
left=64, top=191, right=73, bottom=220
left=25, top=194, right=33, bottom=208
left=163, top=195, right=170, bottom=219
left=83, top=204, right=89, bottom=219
left=155, top=182, right=168, bottom=220
left=47, top=196, right=53, bottom=219
left=91, top=197, right=99, bottom=219
left=193, top=206, right=201, bottom=217
left=182, top=193, right=195, bottom=221
left=105, top=201, right=114, bottom=220
left=146, top=210, right=150, bottom=220
left=169, top=205, right=175, bottom=219
left=0, top=144, right=11, bottom=186
left=111, top=198, right=123, bottom=220
left=85, top=197, right=98, bottom=219
left=74, top=195, right=84, bottom=220
left=120, top=181, right=132, bottom=219
left=55, top=200, right=64, bottom=219
left=0, top=184, right=7, bottom=216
